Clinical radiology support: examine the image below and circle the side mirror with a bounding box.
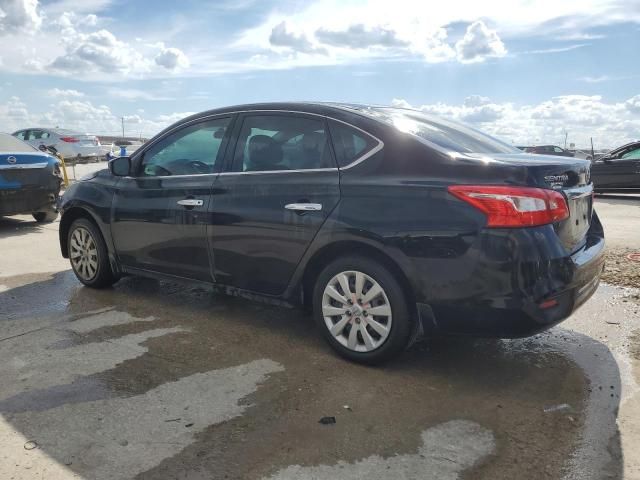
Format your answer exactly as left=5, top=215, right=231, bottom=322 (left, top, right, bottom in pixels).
left=109, top=156, right=131, bottom=176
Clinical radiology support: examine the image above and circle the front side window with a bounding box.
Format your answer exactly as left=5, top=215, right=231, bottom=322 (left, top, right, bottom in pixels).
left=139, top=117, right=231, bottom=177
left=234, top=115, right=334, bottom=172
left=329, top=121, right=379, bottom=167
left=14, top=131, right=26, bottom=140
left=621, top=147, right=640, bottom=160
left=554, top=146, right=564, bottom=153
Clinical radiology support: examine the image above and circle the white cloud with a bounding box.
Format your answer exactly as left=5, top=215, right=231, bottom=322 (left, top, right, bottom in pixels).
left=0, top=5, right=191, bottom=80
left=0, top=0, right=42, bottom=35
left=269, top=21, right=326, bottom=55
left=154, top=46, right=190, bottom=70
left=107, top=87, right=174, bottom=101
left=234, top=0, right=640, bottom=70
left=455, top=21, right=507, bottom=63
left=625, top=95, right=640, bottom=114
left=0, top=95, right=195, bottom=137
left=315, top=24, right=408, bottom=48
left=50, top=28, right=151, bottom=75
left=392, top=94, right=640, bottom=148
left=46, top=88, right=84, bottom=97
left=524, top=43, right=589, bottom=55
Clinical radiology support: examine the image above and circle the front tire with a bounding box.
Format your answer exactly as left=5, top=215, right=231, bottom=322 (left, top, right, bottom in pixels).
left=33, top=210, right=58, bottom=223
left=312, top=256, right=413, bottom=364
left=68, top=218, right=117, bottom=288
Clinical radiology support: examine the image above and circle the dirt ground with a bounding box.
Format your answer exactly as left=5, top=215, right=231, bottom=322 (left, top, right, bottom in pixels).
left=0, top=194, right=639, bottom=480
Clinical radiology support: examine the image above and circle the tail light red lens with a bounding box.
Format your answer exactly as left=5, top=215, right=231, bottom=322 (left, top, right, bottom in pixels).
left=448, top=185, right=569, bottom=228
left=60, top=136, right=79, bottom=143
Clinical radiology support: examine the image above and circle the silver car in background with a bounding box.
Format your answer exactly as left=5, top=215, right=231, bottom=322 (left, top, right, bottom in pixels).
left=12, top=128, right=102, bottom=162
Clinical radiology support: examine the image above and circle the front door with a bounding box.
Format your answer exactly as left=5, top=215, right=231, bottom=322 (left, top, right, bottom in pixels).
left=592, top=145, right=640, bottom=189
left=111, top=116, right=234, bottom=281
left=209, top=112, right=340, bottom=295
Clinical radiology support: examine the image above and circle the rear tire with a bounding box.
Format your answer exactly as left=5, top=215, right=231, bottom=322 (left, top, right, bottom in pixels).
left=312, top=255, right=413, bottom=364
left=33, top=210, right=58, bottom=223
left=68, top=218, right=117, bottom=288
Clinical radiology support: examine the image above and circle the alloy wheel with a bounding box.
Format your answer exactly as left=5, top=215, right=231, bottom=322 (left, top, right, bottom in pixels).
left=69, top=226, right=99, bottom=281
left=321, top=270, right=392, bottom=353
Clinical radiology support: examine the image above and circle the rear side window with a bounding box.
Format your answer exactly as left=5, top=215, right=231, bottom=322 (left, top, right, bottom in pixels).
left=328, top=121, right=379, bottom=167
left=233, top=115, right=334, bottom=172
left=367, top=108, right=519, bottom=154
left=27, top=130, right=45, bottom=140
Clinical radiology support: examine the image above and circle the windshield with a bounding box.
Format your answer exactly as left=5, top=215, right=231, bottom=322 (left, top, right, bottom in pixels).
left=0, top=133, right=38, bottom=152
left=367, top=107, right=520, bottom=154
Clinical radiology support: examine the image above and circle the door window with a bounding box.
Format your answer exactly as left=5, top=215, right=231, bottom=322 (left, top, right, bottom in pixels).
left=233, top=115, right=334, bottom=172
left=328, top=121, right=379, bottom=167
left=139, top=117, right=231, bottom=176
left=26, top=130, right=44, bottom=141
left=553, top=146, right=564, bottom=153
left=621, top=147, right=640, bottom=160
left=14, top=131, right=26, bottom=140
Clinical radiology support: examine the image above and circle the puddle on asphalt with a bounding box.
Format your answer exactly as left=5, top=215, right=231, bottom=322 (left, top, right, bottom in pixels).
left=265, top=420, right=494, bottom=480
left=0, top=272, right=623, bottom=480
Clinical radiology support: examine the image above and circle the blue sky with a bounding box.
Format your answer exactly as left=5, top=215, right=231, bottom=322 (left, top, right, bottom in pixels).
left=0, top=0, right=639, bottom=148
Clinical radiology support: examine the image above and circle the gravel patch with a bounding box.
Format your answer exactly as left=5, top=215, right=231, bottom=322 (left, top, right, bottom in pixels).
left=602, top=248, right=640, bottom=290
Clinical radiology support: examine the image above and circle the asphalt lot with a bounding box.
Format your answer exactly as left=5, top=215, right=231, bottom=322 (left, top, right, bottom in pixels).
left=0, top=195, right=639, bottom=479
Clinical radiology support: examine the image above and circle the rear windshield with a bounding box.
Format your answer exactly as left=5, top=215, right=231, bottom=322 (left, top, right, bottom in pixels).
left=52, top=128, right=82, bottom=135
left=0, top=133, right=37, bottom=152
left=367, top=107, right=520, bottom=154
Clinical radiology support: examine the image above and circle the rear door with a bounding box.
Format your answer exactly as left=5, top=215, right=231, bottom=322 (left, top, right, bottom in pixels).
left=111, top=116, right=234, bottom=281
left=208, top=112, right=340, bottom=295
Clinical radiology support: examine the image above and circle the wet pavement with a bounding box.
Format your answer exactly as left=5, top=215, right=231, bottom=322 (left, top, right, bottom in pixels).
left=1, top=214, right=639, bottom=479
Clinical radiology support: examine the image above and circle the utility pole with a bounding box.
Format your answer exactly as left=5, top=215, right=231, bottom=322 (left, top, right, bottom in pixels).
left=563, top=130, right=568, bottom=149
left=121, top=117, right=125, bottom=139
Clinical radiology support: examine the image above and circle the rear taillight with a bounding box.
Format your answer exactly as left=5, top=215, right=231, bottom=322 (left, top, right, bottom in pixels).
left=60, top=136, right=79, bottom=143
left=448, top=185, right=569, bottom=228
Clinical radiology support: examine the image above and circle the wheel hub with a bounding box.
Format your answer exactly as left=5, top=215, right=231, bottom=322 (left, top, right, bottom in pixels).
left=321, top=270, right=392, bottom=353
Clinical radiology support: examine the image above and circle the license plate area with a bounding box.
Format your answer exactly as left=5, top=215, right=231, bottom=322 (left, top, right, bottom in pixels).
left=554, top=184, right=594, bottom=253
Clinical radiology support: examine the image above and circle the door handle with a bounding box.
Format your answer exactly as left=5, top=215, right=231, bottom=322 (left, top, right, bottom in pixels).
left=285, top=203, right=322, bottom=212
left=177, top=199, right=204, bottom=207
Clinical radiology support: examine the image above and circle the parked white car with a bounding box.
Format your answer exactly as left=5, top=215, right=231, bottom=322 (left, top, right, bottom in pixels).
left=12, top=128, right=102, bottom=162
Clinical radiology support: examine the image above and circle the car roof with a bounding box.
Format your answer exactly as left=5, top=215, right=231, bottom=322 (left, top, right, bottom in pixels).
left=11, top=127, right=80, bottom=134
left=180, top=102, right=371, bottom=119
left=608, top=141, right=640, bottom=154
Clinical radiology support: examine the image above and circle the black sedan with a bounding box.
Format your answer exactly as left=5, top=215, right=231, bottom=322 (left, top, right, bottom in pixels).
left=0, top=133, right=62, bottom=222
left=58, top=103, right=604, bottom=363
left=591, top=141, right=640, bottom=193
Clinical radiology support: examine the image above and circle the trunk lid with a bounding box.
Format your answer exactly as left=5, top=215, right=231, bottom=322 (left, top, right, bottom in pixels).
left=470, top=152, right=593, bottom=253
left=76, top=135, right=100, bottom=146
left=0, top=152, right=53, bottom=189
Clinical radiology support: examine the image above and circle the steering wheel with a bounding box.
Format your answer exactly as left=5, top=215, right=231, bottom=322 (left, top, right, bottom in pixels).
left=187, top=160, right=210, bottom=173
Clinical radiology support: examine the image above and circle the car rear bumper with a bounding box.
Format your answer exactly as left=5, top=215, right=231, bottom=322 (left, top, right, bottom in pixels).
left=0, top=186, right=60, bottom=216
left=412, top=213, right=606, bottom=338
